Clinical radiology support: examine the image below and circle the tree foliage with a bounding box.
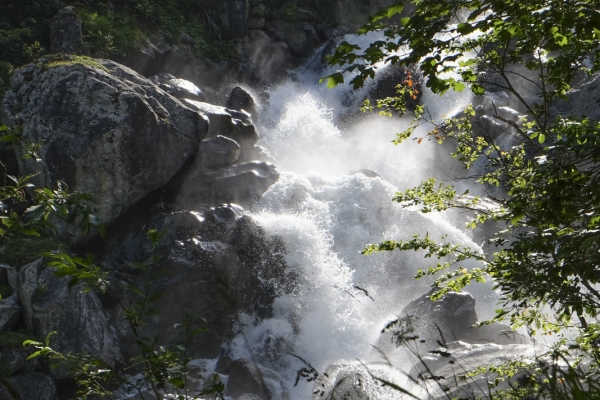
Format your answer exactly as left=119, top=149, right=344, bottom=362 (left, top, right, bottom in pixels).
left=327, top=0, right=600, bottom=396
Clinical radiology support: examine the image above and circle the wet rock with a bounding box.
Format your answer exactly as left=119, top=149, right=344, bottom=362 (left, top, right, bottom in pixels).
left=312, top=363, right=403, bottom=400
left=150, top=73, right=206, bottom=101
left=1, top=58, right=207, bottom=239
left=0, top=372, right=57, bottom=400
left=348, top=169, right=382, bottom=179
left=183, top=99, right=259, bottom=160
left=17, top=259, right=120, bottom=367
left=375, top=290, right=530, bottom=364
left=102, top=206, right=293, bottom=359
left=226, top=86, right=257, bottom=118
left=0, top=295, right=20, bottom=333
left=205, top=161, right=279, bottom=205
left=225, top=359, right=271, bottom=400
left=200, top=135, right=241, bottom=169
left=409, top=341, right=536, bottom=400
left=50, top=7, right=84, bottom=55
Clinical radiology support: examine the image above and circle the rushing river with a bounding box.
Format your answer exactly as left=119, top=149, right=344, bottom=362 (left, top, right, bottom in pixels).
left=225, top=33, right=499, bottom=399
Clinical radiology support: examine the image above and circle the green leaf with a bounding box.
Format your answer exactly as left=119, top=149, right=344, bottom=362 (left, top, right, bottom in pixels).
left=457, top=23, right=473, bottom=35
left=0, top=135, right=19, bottom=142
left=387, top=4, right=404, bottom=18
left=471, top=83, right=485, bottom=95
left=169, top=377, right=185, bottom=389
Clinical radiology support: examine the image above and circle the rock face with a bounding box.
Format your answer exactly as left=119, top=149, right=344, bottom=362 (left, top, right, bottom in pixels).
left=0, top=295, right=20, bottom=333
left=50, top=7, right=84, bottom=54
left=554, top=72, right=600, bottom=121
left=18, top=259, right=121, bottom=367
left=239, top=30, right=295, bottom=86
left=0, top=372, right=57, bottom=400
left=225, top=359, right=271, bottom=400
left=102, top=205, right=293, bottom=359
left=376, top=291, right=529, bottom=356
left=1, top=57, right=208, bottom=235
left=200, top=135, right=241, bottom=169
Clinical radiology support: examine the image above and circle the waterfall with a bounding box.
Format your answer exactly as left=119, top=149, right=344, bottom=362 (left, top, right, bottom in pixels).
left=227, top=33, right=499, bottom=399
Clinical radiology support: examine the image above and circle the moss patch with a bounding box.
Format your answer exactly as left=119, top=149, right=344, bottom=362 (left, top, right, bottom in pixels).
left=1, top=236, right=65, bottom=268
left=40, top=54, right=109, bottom=72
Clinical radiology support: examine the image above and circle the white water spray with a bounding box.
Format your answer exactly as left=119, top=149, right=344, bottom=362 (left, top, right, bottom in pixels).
left=228, top=35, right=498, bottom=399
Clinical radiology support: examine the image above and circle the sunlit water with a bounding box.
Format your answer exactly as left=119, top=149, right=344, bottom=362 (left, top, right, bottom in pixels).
left=226, top=33, right=499, bottom=399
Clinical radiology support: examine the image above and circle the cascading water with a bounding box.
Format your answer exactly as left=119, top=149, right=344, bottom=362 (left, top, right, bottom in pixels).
left=227, top=33, right=500, bottom=399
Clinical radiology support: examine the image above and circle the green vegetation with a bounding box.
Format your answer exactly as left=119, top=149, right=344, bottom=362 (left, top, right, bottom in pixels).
left=0, top=0, right=238, bottom=100
left=40, top=54, right=109, bottom=72
left=327, top=0, right=600, bottom=397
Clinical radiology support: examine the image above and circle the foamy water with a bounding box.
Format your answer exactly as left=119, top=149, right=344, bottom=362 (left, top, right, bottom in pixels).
left=227, top=34, right=497, bottom=399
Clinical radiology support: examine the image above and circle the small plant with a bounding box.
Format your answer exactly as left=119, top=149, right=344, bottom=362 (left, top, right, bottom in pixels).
left=27, top=229, right=224, bottom=399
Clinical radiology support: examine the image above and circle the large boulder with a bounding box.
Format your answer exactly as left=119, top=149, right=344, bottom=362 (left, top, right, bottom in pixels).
left=375, top=290, right=530, bottom=366
left=101, top=205, right=293, bottom=359
left=17, top=259, right=121, bottom=367
left=1, top=56, right=208, bottom=236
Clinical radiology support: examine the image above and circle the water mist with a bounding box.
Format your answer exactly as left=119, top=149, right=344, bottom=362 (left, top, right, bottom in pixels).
left=227, top=33, right=499, bottom=399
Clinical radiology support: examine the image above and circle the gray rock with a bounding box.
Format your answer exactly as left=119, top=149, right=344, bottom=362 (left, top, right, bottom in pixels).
left=1, top=58, right=208, bottom=238
left=50, top=7, right=84, bottom=55
left=375, top=290, right=530, bottom=363
left=102, top=206, right=293, bottom=359
left=204, top=161, right=279, bottom=205
left=200, top=135, right=241, bottom=170
left=0, top=295, right=20, bottom=333
left=183, top=99, right=259, bottom=160
left=554, top=72, right=600, bottom=121
left=239, top=30, right=295, bottom=86
left=225, top=359, right=271, bottom=400
left=247, top=16, right=265, bottom=29
left=0, top=372, right=57, bottom=400
left=226, top=86, right=257, bottom=118
left=266, top=21, right=321, bottom=58
left=150, top=73, right=206, bottom=101
left=0, top=347, right=27, bottom=377
left=409, top=341, right=536, bottom=400
left=18, top=260, right=120, bottom=367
